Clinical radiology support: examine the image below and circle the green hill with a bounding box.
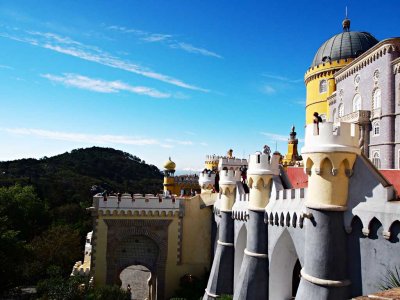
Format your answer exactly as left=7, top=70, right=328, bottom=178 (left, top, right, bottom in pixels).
left=0, top=147, right=164, bottom=294
left=0, top=146, right=163, bottom=206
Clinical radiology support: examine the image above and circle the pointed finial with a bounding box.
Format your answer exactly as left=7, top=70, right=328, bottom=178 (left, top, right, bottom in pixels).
left=342, top=7, right=350, bottom=32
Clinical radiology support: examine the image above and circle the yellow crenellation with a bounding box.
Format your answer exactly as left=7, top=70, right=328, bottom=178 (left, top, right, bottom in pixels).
left=303, top=152, right=356, bottom=210
left=248, top=174, right=273, bottom=210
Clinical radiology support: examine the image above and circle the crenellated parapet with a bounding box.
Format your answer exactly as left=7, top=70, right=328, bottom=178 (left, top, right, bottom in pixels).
left=199, top=172, right=216, bottom=190
left=247, top=152, right=280, bottom=210
left=265, top=188, right=307, bottom=228
left=91, top=194, right=183, bottom=217
left=302, top=122, right=360, bottom=154
left=219, top=169, right=241, bottom=185
left=71, top=231, right=92, bottom=277
left=218, top=158, right=247, bottom=171
left=302, top=122, right=360, bottom=210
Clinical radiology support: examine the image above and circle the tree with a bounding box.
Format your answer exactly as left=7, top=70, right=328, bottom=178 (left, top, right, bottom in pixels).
left=29, top=225, right=81, bottom=279
left=0, top=213, right=26, bottom=293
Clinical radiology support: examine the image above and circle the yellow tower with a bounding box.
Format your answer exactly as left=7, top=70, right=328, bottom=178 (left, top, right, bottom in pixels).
left=305, top=18, right=378, bottom=124
left=282, top=125, right=301, bottom=167
left=204, top=155, right=220, bottom=171
left=163, top=157, right=176, bottom=195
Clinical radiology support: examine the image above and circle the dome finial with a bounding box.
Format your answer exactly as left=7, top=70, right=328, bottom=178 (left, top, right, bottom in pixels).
left=342, top=6, right=350, bottom=32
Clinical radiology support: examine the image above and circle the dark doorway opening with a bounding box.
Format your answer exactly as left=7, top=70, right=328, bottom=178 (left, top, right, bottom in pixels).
left=292, top=259, right=302, bottom=297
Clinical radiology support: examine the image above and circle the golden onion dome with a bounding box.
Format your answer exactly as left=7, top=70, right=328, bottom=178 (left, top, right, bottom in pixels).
left=163, top=157, right=176, bottom=170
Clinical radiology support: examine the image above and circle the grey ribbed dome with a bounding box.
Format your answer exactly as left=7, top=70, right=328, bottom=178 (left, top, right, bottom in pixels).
left=311, top=24, right=378, bottom=67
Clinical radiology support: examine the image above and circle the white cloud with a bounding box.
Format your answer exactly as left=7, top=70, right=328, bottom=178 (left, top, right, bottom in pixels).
left=2, top=128, right=159, bottom=146
left=0, top=64, right=13, bottom=70
left=142, top=34, right=172, bottom=42
left=165, top=138, right=193, bottom=145
left=261, top=84, right=276, bottom=95
left=169, top=42, right=222, bottom=58
left=260, top=132, right=288, bottom=142
left=1, top=128, right=206, bottom=148
left=107, top=25, right=222, bottom=58
left=262, top=73, right=303, bottom=84
left=200, top=142, right=208, bottom=146
left=41, top=73, right=171, bottom=98
left=260, top=131, right=304, bottom=143
left=181, top=167, right=202, bottom=172
left=0, top=28, right=208, bottom=92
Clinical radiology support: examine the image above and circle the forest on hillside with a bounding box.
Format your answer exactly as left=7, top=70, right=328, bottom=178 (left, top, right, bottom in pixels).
left=0, top=147, right=163, bottom=298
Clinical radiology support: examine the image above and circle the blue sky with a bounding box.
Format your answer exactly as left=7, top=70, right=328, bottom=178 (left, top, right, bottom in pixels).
left=0, top=1, right=399, bottom=172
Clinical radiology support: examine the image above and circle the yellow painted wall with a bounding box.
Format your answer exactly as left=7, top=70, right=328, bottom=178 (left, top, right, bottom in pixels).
left=93, top=197, right=212, bottom=299
left=305, top=59, right=353, bottom=124
left=93, top=218, right=108, bottom=285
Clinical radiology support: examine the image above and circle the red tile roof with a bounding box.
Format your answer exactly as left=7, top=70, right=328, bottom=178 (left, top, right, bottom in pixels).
left=285, top=167, right=400, bottom=198
left=285, top=167, right=308, bottom=189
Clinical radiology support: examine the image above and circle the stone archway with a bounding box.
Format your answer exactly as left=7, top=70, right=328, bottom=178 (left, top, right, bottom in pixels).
left=234, top=224, right=247, bottom=287
left=120, top=265, right=152, bottom=300
left=104, top=219, right=171, bottom=300
left=269, top=229, right=300, bottom=300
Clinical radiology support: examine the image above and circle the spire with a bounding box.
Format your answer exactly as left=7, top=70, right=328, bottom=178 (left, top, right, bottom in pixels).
left=342, top=6, right=350, bottom=32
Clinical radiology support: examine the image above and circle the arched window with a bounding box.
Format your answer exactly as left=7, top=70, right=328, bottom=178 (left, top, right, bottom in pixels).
left=373, top=88, right=381, bottom=109
left=319, top=79, right=327, bottom=93
left=338, top=103, right=344, bottom=118
left=373, top=121, right=380, bottom=136
left=352, top=94, right=362, bottom=112
left=372, top=151, right=381, bottom=169
left=332, top=108, right=337, bottom=122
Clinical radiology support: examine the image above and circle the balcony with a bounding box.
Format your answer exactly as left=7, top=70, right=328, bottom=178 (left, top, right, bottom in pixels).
left=338, top=110, right=371, bottom=124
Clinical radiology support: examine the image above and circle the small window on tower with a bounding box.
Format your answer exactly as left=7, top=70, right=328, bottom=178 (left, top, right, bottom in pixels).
left=320, top=79, right=327, bottom=93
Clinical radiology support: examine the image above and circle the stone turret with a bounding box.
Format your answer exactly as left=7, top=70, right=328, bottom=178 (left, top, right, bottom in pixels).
left=302, top=122, right=360, bottom=210
left=203, top=170, right=240, bottom=299
left=296, top=122, right=360, bottom=300
left=234, top=151, right=279, bottom=300
left=199, top=172, right=216, bottom=192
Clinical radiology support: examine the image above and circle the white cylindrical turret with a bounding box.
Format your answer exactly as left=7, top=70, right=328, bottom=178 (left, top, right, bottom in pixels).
left=301, top=122, right=360, bottom=210
left=219, top=169, right=241, bottom=212
left=247, top=152, right=279, bottom=210
left=199, top=172, right=216, bottom=190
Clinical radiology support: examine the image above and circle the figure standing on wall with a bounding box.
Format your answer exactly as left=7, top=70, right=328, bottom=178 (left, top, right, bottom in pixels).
left=313, top=112, right=323, bottom=134
left=263, top=145, right=271, bottom=161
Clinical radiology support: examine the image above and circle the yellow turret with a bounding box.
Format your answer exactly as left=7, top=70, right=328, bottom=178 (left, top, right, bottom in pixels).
left=301, top=122, right=360, bottom=210
left=282, top=125, right=302, bottom=167
left=218, top=170, right=241, bottom=212
left=247, top=152, right=280, bottom=210
left=163, top=157, right=176, bottom=194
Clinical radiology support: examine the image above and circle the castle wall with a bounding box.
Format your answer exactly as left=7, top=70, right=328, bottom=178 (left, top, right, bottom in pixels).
left=333, top=41, right=400, bottom=169
left=91, top=193, right=211, bottom=299
left=395, top=64, right=400, bottom=168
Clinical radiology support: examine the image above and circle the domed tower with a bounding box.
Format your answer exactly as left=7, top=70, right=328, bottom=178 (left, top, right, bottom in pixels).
left=305, top=17, right=378, bottom=124
left=163, top=157, right=176, bottom=195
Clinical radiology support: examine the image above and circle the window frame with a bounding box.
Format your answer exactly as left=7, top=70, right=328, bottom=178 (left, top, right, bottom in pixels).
left=352, top=94, right=362, bottom=112
left=319, top=79, right=327, bottom=94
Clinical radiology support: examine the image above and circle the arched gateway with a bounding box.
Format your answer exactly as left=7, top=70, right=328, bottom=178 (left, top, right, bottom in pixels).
left=269, top=229, right=301, bottom=300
